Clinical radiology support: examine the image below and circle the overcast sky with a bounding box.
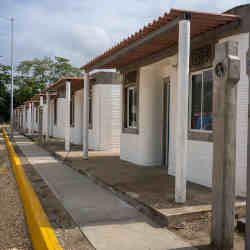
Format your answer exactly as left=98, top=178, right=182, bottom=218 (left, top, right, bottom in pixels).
left=0, top=0, right=249, bottom=68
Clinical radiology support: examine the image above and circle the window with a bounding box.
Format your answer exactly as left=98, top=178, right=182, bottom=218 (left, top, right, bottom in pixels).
left=190, top=69, right=213, bottom=131
left=123, top=70, right=138, bottom=132
left=54, top=98, right=57, bottom=125
left=70, top=95, right=75, bottom=127
left=126, top=86, right=137, bottom=128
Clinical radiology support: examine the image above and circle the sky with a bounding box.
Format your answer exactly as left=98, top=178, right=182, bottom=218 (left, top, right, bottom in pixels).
left=0, top=0, right=249, bottom=68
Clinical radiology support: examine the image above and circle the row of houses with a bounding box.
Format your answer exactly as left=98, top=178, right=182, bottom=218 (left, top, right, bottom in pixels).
left=14, top=4, right=250, bottom=199
left=15, top=72, right=121, bottom=152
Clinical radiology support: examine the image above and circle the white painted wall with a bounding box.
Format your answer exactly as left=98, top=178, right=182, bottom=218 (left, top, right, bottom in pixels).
left=51, top=98, right=65, bottom=139
left=121, top=63, right=164, bottom=165
left=120, top=32, right=249, bottom=197
left=71, top=89, right=83, bottom=145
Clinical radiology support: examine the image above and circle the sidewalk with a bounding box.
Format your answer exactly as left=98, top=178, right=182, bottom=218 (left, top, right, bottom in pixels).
left=14, top=132, right=196, bottom=250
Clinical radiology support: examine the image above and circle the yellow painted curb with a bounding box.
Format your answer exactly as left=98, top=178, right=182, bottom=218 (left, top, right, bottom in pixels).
left=2, top=128, right=63, bottom=250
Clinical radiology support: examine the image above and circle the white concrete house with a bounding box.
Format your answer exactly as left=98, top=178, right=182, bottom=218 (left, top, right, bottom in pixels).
left=43, top=72, right=121, bottom=152
left=79, top=5, right=250, bottom=197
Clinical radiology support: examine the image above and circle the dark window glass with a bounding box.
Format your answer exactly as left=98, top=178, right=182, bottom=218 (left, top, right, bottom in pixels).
left=127, top=87, right=137, bottom=128
left=191, top=74, right=202, bottom=129
left=203, top=70, right=213, bottom=130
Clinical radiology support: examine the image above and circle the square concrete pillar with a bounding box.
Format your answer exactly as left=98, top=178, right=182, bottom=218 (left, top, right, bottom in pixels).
left=46, top=92, right=50, bottom=142
left=28, top=103, right=32, bottom=134
left=83, top=72, right=89, bottom=159
left=65, top=80, right=71, bottom=152
left=175, top=18, right=190, bottom=203
left=23, top=106, right=26, bottom=132
left=211, top=41, right=240, bottom=250
left=31, top=102, right=34, bottom=135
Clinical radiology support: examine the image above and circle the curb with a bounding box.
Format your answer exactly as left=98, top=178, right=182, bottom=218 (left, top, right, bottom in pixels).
left=2, top=128, right=63, bottom=250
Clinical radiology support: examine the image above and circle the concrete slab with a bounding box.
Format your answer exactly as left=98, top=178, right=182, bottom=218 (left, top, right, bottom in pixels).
left=82, top=219, right=196, bottom=250
left=14, top=133, right=196, bottom=250
left=160, top=201, right=246, bottom=217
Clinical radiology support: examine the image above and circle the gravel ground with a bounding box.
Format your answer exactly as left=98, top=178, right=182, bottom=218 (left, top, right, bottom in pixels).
left=13, top=139, right=94, bottom=250
left=0, top=132, right=32, bottom=250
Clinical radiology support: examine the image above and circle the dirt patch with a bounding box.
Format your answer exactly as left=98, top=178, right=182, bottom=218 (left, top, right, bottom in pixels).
left=42, top=140, right=213, bottom=210
left=168, top=212, right=245, bottom=250
left=0, top=132, right=32, bottom=250
left=13, top=140, right=94, bottom=250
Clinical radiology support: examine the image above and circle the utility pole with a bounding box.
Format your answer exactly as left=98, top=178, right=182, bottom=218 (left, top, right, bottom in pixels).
left=0, top=16, right=14, bottom=139
left=211, top=41, right=240, bottom=250
left=10, top=17, right=14, bottom=139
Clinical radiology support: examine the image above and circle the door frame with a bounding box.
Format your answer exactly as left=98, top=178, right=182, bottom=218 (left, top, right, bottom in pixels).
left=161, top=77, right=171, bottom=168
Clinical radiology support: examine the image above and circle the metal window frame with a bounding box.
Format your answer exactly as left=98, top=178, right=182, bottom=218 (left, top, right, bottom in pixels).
left=126, top=85, right=137, bottom=129
left=189, top=68, right=213, bottom=132
left=122, top=69, right=140, bottom=134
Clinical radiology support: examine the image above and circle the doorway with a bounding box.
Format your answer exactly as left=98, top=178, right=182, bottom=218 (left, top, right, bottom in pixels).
left=161, top=77, right=170, bottom=168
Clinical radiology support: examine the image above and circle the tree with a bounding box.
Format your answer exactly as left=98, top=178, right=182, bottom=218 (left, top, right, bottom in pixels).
left=15, top=56, right=82, bottom=106
left=0, top=56, right=82, bottom=122
left=0, top=64, right=10, bottom=122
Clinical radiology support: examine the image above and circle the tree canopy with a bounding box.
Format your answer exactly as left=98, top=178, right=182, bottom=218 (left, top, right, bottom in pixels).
left=0, top=56, right=82, bottom=122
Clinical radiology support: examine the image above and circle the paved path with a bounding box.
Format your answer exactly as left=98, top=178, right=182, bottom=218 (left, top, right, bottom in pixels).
left=14, top=132, right=196, bottom=250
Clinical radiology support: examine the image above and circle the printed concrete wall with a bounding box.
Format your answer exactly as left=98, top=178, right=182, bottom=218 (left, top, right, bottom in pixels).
left=90, top=84, right=121, bottom=152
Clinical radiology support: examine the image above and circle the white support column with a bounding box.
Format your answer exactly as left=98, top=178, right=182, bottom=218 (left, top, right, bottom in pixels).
left=24, top=106, right=26, bottom=132
left=40, top=95, right=43, bottom=107
left=46, top=92, right=50, bottom=142
left=39, top=95, right=43, bottom=134
left=175, top=18, right=190, bottom=203
left=65, top=80, right=71, bottom=152
left=83, top=72, right=89, bottom=159
left=28, top=103, right=32, bottom=134
left=31, top=102, right=34, bottom=135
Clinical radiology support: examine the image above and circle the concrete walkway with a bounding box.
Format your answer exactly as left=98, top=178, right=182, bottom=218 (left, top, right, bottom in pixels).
left=14, top=132, right=196, bottom=250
